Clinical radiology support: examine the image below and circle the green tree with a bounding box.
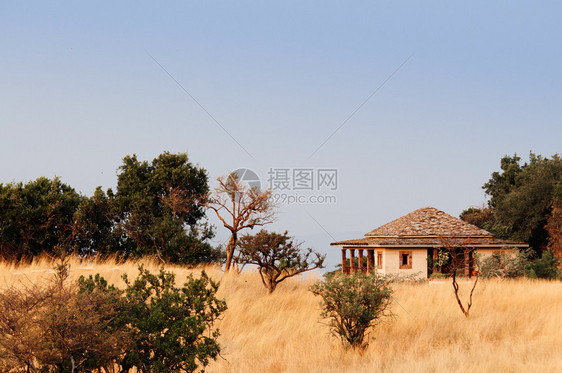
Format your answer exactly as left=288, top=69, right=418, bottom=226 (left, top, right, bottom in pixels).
left=491, top=154, right=561, bottom=249
left=237, top=230, right=325, bottom=293
left=525, top=250, right=560, bottom=279
left=113, top=152, right=216, bottom=264
left=462, top=152, right=562, bottom=253
left=482, top=154, right=524, bottom=208
left=0, top=177, right=83, bottom=260
left=310, top=273, right=393, bottom=349
left=73, top=187, right=123, bottom=257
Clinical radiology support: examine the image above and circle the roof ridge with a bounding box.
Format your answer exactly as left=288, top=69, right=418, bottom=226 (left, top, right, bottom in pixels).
left=364, top=206, right=493, bottom=237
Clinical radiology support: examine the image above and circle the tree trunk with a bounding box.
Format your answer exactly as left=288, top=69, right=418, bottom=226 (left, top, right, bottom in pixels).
left=451, top=269, right=479, bottom=318
left=224, top=231, right=237, bottom=272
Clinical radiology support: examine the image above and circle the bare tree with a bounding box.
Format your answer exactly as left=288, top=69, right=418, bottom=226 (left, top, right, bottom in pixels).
left=205, top=172, right=275, bottom=272
left=438, top=236, right=479, bottom=318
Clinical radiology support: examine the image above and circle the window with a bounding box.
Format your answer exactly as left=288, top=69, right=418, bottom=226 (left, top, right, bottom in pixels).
left=399, top=251, right=412, bottom=269
left=377, top=252, right=383, bottom=269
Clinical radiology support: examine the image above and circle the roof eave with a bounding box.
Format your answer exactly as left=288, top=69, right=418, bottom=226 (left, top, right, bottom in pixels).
left=331, top=243, right=529, bottom=248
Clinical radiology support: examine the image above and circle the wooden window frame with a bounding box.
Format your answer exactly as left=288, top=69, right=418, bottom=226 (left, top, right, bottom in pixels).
left=399, top=251, right=412, bottom=269
left=376, top=251, right=383, bottom=269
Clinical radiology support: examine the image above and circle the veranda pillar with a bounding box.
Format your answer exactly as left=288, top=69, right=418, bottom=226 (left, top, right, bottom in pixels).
left=358, top=249, right=364, bottom=273
left=367, top=249, right=374, bottom=273
left=433, top=249, right=441, bottom=273
left=350, top=248, right=357, bottom=273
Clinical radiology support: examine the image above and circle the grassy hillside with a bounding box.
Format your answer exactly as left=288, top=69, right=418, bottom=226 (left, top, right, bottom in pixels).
left=1, top=257, right=561, bottom=372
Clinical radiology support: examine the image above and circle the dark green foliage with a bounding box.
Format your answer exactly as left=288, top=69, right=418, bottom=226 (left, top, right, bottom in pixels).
left=73, top=187, right=123, bottom=257
left=462, top=152, right=562, bottom=253
left=79, top=267, right=227, bottom=372
left=491, top=154, right=561, bottom=248
left=238, top=230, right=325, bottom=293
left=525, top=250, right=560, bottom=280
left=310, top=273, right=393, bottom=349
left=0, top=177, right=83, bottom=260
left=113, top=152, right=216, bottom=264
left=482, top=154, right=525, bottom=209
left=0, top=152, right=221, bottom=265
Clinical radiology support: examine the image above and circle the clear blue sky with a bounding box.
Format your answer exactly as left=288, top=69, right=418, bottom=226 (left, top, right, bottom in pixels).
left=2, top=1, right=561, bottom=270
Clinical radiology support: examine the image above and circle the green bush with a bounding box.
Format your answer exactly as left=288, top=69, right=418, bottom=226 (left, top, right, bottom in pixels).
left=0, top=263, right=226, bottom=372
left=79, top=266, right=227, bottom=372
left=478, top=249, right=533, bottom=279
left=310, top=273, right=393, bottom=349
left=525, top=250, right=561, bottom=279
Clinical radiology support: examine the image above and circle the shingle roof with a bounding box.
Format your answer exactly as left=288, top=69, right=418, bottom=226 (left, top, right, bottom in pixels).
left=330, top=236, right=527, bottom=247
left=331, top=206, right=528, bottom=248
left=364, top=206, right=492, bottom=237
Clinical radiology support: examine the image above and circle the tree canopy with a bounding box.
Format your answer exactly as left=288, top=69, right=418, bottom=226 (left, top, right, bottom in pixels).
left=0, top=177, right=83, bottom=260
left=0, top=152, right=220, bottom=265
left=113, top=152, right=216, bottom=264
left=238, top=230, right=325, bottom=293
left=461, top=152, right=562, bottom=253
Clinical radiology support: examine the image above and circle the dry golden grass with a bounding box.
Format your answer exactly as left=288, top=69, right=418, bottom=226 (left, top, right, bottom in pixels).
left=1, top=256, right=561, bottom=372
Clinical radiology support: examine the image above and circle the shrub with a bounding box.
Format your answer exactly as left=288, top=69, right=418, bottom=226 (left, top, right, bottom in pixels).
left=525, top=250, right=561, bottom=279
left=478, top=249, right=533, bottom=279
left=0, top=262, right=226, bottom=372
left=79, top=266, right=227, bottom=372
left=310, top=273, right=393, bottom=349
left=0, top=261, right=131, bottom=372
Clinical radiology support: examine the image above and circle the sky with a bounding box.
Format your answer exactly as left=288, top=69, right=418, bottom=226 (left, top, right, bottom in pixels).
left=2, top=1, right=561, bottom=270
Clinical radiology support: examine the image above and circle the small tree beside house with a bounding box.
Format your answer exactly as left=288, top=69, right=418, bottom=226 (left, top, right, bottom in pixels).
left=438, top=236, right=480, bottom=318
